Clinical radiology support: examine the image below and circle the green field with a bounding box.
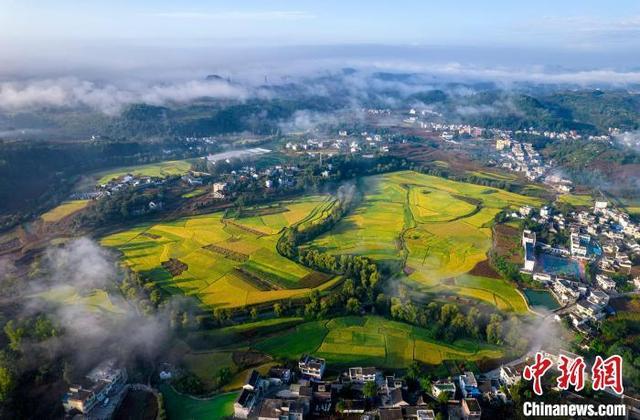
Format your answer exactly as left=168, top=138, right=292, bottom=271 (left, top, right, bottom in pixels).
left=309, top=171, right=537, bottom=312
left=101, top=196, right=338, bottom=309
left=41, top=200, right=89, bottom=222
left=254, top=316, right=503, bottom=367
left=33, top=286, right=127, bottom=315
left=159, top=385, right=237, bottom=420
left=557, top=193, right=593, bottom=207
left=96, top=159, right=193, bottom=185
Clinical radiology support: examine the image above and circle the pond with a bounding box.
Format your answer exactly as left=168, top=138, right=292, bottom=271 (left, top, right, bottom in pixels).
left=159, top=384, right=238, bottom=420
left=523, top=288, right=560, bottom=311
left=537, top=253, right=581, bottom=278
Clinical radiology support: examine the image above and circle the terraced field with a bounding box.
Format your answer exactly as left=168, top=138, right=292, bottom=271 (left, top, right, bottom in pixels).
left=309, top=171, right=539, bottom=313
left=101, top=196, right=338, bottom=309
left=254, top=316, right=503, bottom=367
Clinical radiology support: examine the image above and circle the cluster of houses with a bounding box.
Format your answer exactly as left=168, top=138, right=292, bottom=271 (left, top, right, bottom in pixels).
left=415, top=120, right=484, bottom=141
left=513, top=128, right=586, bottom=142
left=519, top=201, right=640, bottom=334
left=284, top=130, right=392, bottom=156
left=496, top=140, right=563, bottom=187
left=233, top=355, right=520, bottom=419
left=62, top=359, right=127, bottom=416
left=97, top=174, right=165, bottom=197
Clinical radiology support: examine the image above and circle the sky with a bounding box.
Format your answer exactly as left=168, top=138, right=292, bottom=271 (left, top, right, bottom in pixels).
left=1, top=1, right=640, bottom=87
left=2, top=0, right=640, bottom=49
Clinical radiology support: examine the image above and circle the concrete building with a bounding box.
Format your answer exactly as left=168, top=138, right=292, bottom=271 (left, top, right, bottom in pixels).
left=522, top=230, right=536, bottom=272
left=298, top=355, right=326, bottom=380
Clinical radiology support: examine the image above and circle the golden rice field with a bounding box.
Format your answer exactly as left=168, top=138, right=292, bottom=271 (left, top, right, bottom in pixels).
left=310, top=171, right=539, bottom=313
left=101, top=195, right=338, bottom=309
left=40, top=200, right=90, bottom=223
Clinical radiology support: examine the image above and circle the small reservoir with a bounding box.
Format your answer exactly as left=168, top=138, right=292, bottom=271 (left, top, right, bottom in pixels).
left=523, top=288, right=560, bottom=311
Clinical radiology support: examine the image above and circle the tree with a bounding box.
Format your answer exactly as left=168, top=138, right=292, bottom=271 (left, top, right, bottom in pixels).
left=346, top=298, right=361, bottom=314
left=363, top=381, right=378, bottom=398
left=419, top=376, right=432, bottom=394
left=3, top=321, right=24, bottom=352
left=406, top=361, right=422, bottom=381
left=486, top=314, right=504, bottom=344
left=217, top=367, right=232, bottom=388
left=0, top=352, right=15, bottom=403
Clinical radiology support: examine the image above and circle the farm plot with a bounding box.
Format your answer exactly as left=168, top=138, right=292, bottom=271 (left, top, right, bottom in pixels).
left=95, top=159, right=193, bottom=185
left=101, top=196, right=336, bottom=309
left=309, top=176, right=406, bottom=263
left=253, top=316, right=503, bottom=367
left=40, top=200, right=89, bottom=223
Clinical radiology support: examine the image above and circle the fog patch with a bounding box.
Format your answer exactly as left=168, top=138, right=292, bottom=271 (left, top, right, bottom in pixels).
left=0, top=77, right=248, bottom=115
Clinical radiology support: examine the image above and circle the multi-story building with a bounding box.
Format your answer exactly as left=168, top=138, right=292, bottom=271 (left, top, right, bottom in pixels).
left=299, top=355, right=326, bottom=380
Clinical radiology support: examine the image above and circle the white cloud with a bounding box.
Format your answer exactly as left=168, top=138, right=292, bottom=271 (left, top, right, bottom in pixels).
left=0, top=77, right=248, bottom=114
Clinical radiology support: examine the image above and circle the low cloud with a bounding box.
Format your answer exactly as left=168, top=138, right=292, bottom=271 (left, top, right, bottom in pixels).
left=22, top=238, right=187, bottom=369
left=614, top=130, right=640, bottom=152
left=0, top=77, right=248, bottom=115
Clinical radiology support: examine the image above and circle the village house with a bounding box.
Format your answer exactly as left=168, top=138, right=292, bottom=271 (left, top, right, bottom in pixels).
left=62, top=360, right=127, bottom=415
left=244, top=369, right=269, bottom=393
left=298, top=355, right=326, bottom=380
left=212, top=182, right=227, bottom=198
left=458, top=372, right=480, bottom=398
left=431, top=380, right=456, bottom=399
left=348, top=366, right=377, bottom=383
left=234, top=389, right=259, bottom=419
left=257, top=398, right=308, bottom=420
left=596, top=274, right=617, bottom=292
left=378, top=405, right=435, bottom=420
left=499, top=361, right=528, bottom=386
left=462, top=398, right=482, bottom=420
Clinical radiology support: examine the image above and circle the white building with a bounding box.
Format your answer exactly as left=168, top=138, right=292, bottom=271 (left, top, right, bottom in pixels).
left=522, top=230, right=536, bottom=272
left=348, top=367, right=377, bottom=383
left=298, top=355, right=325, bottom=380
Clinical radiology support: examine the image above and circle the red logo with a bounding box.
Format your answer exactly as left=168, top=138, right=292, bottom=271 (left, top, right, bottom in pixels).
left=522, top=353, right=553, bottom=396
left=521, top=352, right=625, bottom=396
left=556, top=355, right=586, bottom=392
left=592, top=355, right=624, bottom=395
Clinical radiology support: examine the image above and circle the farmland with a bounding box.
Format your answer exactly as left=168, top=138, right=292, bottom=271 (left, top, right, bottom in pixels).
left=100, top=170, right=537, bottom=314
left=101, top=195, right=338, bottom=309
left=253, top=316, right=503, bottom=368
left=309, top=171, right=539, bottom=312
left=557, top=193, right=593, bottom=207
left=95, top=159, right=193, bottom=185
left=40, top=200, right=90, bottom=223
